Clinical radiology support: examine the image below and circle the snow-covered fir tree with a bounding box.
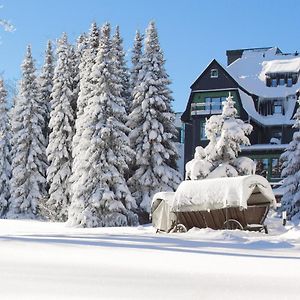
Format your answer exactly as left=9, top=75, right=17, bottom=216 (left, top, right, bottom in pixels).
left=46, top=34, right=76, bottom=221
left=68, top=23, right=138, bottom=228
left=205, top=92, right=252, bottom=164
left=0, top=79, right=11, bottom=217
left=127, top=21, right=182, bottom=215
left=111, top=26, right=130, bottom=113
left=187, top=93, right=254, bottom=180
left=71, top=23, right=100, bottom=203
left=75, top=22, right=99, bottom=119
left=72, top=23, right=99, bottom=166
left=69, top=45, right=80, bottom=113
left=280, top=97, right=300, bottom=220
left=130, top=30, right=143, bottom=93
left=8, top=46, right=47, bottom=219
left=39, top=40, right=54, bottom=143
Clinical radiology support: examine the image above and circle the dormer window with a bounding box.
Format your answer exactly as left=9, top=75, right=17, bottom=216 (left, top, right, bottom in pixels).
left=271, top=78, right=277, bottom=87
left=210, top=69, right=218, bottom=78
left=287, top=77, right=293, bottom=87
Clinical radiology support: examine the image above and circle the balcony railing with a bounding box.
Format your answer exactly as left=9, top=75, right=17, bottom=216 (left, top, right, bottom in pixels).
left=191, top=102, right=222, bottom=115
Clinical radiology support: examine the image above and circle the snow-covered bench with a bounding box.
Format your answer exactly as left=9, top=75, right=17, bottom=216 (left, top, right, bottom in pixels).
left=151, top=175, right=276, bottom=233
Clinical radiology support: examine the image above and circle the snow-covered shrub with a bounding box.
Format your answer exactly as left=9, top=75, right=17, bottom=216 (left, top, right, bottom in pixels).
left=231, top=157, right=256, bottom=176
left=185, top=146, right=206, bottom=179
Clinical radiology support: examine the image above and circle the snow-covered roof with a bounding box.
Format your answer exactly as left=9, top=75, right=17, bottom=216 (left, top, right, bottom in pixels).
left=228, top=47, right=300, bottom=98
left=241, top=144, right=288, bottom=151
left=262, top=57, right=300, bottom=75
left=238, top=89, right=295, bottom=126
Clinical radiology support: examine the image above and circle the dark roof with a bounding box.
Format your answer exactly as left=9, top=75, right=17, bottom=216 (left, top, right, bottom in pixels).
left=181, top=59, right=254, bottom=123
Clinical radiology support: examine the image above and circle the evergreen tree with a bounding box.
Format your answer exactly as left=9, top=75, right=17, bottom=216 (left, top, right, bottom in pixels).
left=187, top=93, right=254, bottom=180
left=69, top=45, right=80, bottom=113
left=280, top=97, right=300, bottom=220
left=111, top=26, right=130, bottom=113
left=8, top=46, right=47, bottom=219
left=68, top=23, right=138, bottom=228
left=75, top=22, right=99, bottom=119
left=39, top=40, right=54, bottom=143
left=130, top=30, right=143, bottom=93
left=205, top=92, right=253, bottom=163
left=0, top=79, right=11, bottom=216
left=127, top=21, right=181, bottom=215
left=72, top=23, right=99, bottom=163
left=46, top=34, right=76, bottom=221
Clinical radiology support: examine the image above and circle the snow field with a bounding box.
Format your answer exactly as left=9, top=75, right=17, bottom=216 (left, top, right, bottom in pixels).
left=0, top=215, right=300, bottom=300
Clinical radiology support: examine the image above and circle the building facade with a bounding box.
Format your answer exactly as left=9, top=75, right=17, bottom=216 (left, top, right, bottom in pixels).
left=181, top=47, right=300, bottom=182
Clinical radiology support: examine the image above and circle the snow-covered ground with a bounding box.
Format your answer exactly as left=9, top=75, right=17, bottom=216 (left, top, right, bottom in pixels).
left=0, top=213, right=300, bottom=300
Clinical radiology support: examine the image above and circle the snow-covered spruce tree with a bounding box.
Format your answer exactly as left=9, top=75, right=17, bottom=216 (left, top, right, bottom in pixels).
left=71, top=23, right=100, bottom=204
left=0, top=79, right=11, bottom=217
left=69, top=45, right=80, bottom=113
left=39, top=40, right=54, bottom=143
left=280, top=97, right=300, bottom=220
left=7, top=46, right=47, bottom=219
left=188, top=93, right=253, bottom=179
left=68, top=23, right=138, bottom=228
left=46, top=34, right=76, bottom=222
left=75, top=22, right=99, bottom=119
left=112, top=26, right=130, bottom=113
left=130, top=30, right=143, bottom=93
left=127, top=21, right=182, bottom=216
left=206, top=93, right=252, bottom=164
left=72, top=23, right=99, bottom=167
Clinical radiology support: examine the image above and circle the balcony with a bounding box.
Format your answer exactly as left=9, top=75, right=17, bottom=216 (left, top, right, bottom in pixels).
left=191, top=102, right=222, bottom=116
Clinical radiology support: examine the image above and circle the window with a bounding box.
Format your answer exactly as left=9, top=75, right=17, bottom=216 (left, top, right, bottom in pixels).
left=210, top=69, right=218, bottom=78
left=287, top=77, right=293, bottom=87
left=200, top=122, right=207, bottom=140
left=205, top=97, right=211, bottom=110
left=255, top=159, right=269, bottom=178
left=271, top=158, right=281, bottom=179
left=271, top=78, right=277, bottom=87
left=273, top=100, right=283, bottom=114
left=204, top=97, right=224, bottom=111
left=211, top=97, right=221, bottom=110
left=279, top=78, right=285, bottom=86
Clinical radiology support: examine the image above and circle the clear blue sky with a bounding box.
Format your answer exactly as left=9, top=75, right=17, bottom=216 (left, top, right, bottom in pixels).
left=0, top=0, right=299, bottom=112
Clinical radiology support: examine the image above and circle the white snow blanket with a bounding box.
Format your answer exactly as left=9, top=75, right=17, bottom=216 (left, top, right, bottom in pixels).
left=172, top=175, right=276, bottom=212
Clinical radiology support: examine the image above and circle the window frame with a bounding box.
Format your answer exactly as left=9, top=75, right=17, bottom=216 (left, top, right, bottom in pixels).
left=210, top=69, right=219, bottom=78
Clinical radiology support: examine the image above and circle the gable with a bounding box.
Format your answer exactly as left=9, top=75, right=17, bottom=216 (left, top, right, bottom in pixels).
left=191, top=60, right=239, bottom=91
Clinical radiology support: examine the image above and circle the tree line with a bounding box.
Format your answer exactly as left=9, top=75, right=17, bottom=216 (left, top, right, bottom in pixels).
left=0, top=21, right=182, bottom=227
